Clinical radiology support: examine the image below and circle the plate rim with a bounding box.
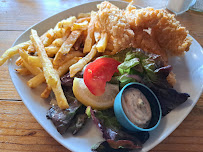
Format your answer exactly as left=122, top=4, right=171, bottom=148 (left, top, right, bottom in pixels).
left=7, top=1, right=203, bottom=152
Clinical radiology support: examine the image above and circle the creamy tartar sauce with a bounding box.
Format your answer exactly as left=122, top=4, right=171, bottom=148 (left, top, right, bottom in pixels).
left=122, top=88, right=152, bottom=128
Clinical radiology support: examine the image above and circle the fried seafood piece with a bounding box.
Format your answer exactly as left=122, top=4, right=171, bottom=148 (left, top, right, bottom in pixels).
left=132, top=28, right=168, bottom=62
left=125, top=6, right=163, bottom=29
left=151, top=13, right=192, bottom=56
left=126, top=6, right=161, bottom=28
left=95, top=1, right=134, bottom=54
left=125, top=5, right=192, bottom=57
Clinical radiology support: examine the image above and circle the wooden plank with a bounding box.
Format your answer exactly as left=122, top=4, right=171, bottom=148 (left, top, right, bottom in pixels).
left=0, top=31, right=23, bottom=56
left=0, top=65, right=21, bottom=100
left=0, top=0, right=92, bottom=31
left=0, top=100, right=203, bottom=152
left=0, top=100, right=70, bottom=152
left=0, top=1, right=202, bottom=46
left=153, top=143, right=203, bottom=152
left=0, top=31, right=22, bottom=100
left=152, top=103, right=203, bottom=151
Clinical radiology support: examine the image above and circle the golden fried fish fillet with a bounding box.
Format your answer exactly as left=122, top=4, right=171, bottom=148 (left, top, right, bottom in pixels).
left=125, top=4, right=192, bottom=58
left=151, top=13, right=192, bottom=56
left=132, top=27, right=168, bottom=62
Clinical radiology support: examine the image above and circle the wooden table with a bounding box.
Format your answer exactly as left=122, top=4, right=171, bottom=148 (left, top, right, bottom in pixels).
left=0, top=0, right=203, bottom=152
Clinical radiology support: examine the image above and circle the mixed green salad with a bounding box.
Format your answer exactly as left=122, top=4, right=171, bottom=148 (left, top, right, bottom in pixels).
left=47, top=48, right=189, bottom=152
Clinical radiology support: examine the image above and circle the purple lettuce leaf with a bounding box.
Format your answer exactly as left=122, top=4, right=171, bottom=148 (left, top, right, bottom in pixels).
left=67, top=107, right=88, bottom=135
left=61, top=72, right=74, bottom=87
left=90, top=108, right=149, bottom=151
left=142, top=59, right=190, bottom=116
left=46, top=99, right=82, bottom=135
left=128, top=65, right=190, bottom=116
left=46, top=72, right=89, bottom=135
left=61, top=72, right=83, bottom=88
left=118, top=48, right=190, bottom=116
left=91, top=141, right=131, bottom=152
left=149, top=86, right=190, bottom=116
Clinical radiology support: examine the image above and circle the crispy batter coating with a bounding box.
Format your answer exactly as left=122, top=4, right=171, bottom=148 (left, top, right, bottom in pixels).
left=95, top=1, right=134, bottom=54
left=151, top=13, right=192, bottom=56
left=125, top=4, right=192, bottom=57
left=132, top=27, right=168, bottom=62
left=126, top=7, right=163, bottom=29
left=94, top=1, right=192, bottom=60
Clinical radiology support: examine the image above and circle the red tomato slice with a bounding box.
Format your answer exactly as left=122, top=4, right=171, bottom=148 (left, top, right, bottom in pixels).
left=83, top=57, right=121, bottom=96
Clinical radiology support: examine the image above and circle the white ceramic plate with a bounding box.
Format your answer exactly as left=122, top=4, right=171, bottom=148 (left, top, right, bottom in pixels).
left=8, top=1, right=203, bottom=152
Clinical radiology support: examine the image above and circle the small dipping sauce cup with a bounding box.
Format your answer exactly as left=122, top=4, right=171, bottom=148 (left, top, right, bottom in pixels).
left=114, top=82, right=162, bottom=132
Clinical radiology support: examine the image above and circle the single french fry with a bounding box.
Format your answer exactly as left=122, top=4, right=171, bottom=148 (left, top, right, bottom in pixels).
left=52, top=38, right=65, bottom=47
left=69, top=45, right=97, bottom=77
left=15, top=68, right=31, bottom=76
left=18, top=48, right=29, bottom=62
left=46, top=29, right=54, bottom=39
left=15, top=57, right=23, bottom=66
left=78, top=12, right=91, bottom=18
left=57, top=57, right=81, bottom=77
left=53, top=30, right=82, bottom=66
left=0, top=40, right=31, bottom=66
left=30, top=29, right=58, bottom=86
left=54, top=28, right=66, bottom=38
left=30, top=29, right=68, bottom=109
left=96, top=32, right=108, bottom=52
left=28, top=56, right=53, bottom=68
left=52, top=29, right=71, bottom=50
left=76, top=17, right=91, bottom=23
left=41, top=85, right=52, bottom=98
left=27, top=44, right=35, bottom=54
left=94, top=31, right=101, bottom=43
left=43, top=36, right=54, bottom=47
left=71, top=20, right=89, bottom=31
left=45, top=46, right=60, bottom=57
left=28, top=56, right=42, bottom=67
left=52, top=80, right=68, bottom=109
left=42, top=29, right=55, bottom=47
left=57, top=16, right=77, bottom=30
left=27, top=72, right=45, bottom=88
left=56, top=50, right=85, bottom=67
left=83, top=12, right=96, bottom=53
left=22, top=59, right=42, bottom=75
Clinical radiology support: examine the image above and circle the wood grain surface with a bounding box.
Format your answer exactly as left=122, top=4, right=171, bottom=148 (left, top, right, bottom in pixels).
left=0, top=0, right=203, bottom=152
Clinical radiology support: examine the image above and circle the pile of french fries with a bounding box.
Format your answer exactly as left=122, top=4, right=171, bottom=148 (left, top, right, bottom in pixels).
left=0, top=12, right=110, bottom=109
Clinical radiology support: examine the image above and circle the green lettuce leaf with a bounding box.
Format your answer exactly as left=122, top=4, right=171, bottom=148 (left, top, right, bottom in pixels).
left=118, top=58, right=139, bottom=74
left=116, top=48, right=190, bottom=116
